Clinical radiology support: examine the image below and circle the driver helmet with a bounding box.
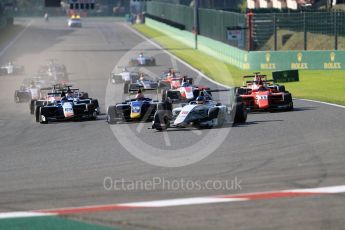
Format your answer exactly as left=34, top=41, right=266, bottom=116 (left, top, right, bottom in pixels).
left=139, top=73, right=144, bottom=81
left=135, top=89, right=144, bottom=100
left=66, top=90, right=73, bottom=98
left=196, top=96, right=205, bottom=104
left=139, top=53, right=144, bottom=57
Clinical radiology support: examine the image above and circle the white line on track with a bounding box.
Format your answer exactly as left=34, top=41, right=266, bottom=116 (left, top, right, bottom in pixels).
left=0, top=20, right=33, bottom=58
left=296, top=98, right=345, bottom=109
left=1, top=184, right=345, bottom=219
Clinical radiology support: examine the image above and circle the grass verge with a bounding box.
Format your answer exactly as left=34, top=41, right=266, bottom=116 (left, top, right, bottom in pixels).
left=133, top=24, right=345, bottom=106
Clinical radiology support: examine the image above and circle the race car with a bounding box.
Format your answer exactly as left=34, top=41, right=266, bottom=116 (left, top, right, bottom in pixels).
left=110, top=67, right=140, bottom=84
left=0, top=62, right=24, bottom=75
left=34, top=93, right=98, bottom=124
left=38, top=60, right=68, bottom=83
left=127, top=73, right=159, bottom=92
left=68, top=15, right=82, bottom=27
left=107, top=88, right=171, bottom=124
left=237, top=73, right=293, bottom=111
left=161, top=81, right=210, bottom=103
left=14, top=77, right=52, bottom=103
left=159, top=69, right=193, bottom=89
left=152, top=89, right=247, bottom=131
left=129, top=53, right=156, bottom=66
left=30, top=85, right=99, bottom=115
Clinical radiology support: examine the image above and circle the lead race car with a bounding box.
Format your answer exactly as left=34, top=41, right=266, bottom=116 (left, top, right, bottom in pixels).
left=152, top=89, right=247, bottom=131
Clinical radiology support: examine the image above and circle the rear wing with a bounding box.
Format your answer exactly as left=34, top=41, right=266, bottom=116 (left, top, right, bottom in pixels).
left=128, top=84, right=158, bottom=92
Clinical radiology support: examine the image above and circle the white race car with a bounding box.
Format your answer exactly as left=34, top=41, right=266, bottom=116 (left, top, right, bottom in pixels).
left=152, top=89, right=247, bottom=131
left=0, top=62, right=24, bottom=75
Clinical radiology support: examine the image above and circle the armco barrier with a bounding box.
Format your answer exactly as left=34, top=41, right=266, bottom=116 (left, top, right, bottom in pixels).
left=145, top=18, right=345, bottom=70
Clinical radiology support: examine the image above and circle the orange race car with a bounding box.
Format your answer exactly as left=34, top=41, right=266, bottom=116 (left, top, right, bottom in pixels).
left=236, top=73, right=293, bottom=111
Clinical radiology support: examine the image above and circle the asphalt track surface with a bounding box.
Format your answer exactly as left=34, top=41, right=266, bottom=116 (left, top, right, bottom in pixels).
left=0, top=18, right=345, bottom=230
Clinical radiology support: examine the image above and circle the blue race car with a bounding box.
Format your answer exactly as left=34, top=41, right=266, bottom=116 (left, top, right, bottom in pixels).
left=34, top=91, right=98, bottom=124
left=129, top=53, right=156, bottom=66
left=107, top=89, right=171, bottom=124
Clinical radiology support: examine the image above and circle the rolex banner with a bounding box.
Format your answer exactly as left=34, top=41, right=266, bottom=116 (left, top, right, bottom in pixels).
left=246, top=51, right=345, bottom=70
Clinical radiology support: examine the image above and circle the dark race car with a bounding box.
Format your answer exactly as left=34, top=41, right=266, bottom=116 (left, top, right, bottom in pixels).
left=107, top=88, right=171, bottom=124
left=35, top=95, right=98, bottom=124
left=30, top=85, right=99, bottom=115
left=129, top=53, right=156, bottom=66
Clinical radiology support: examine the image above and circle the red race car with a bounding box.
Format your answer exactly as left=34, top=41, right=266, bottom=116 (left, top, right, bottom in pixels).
left=237, top=73, right=293, bottom=111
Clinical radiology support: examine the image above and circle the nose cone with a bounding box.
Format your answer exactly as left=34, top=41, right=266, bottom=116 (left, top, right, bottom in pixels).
left=130, top=112, right=141, bottom=119
left=256, top=93, right=269, bottom=109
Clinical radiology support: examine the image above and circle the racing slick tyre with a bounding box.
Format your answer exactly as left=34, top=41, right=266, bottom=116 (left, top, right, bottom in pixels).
left=236, top=87, right=250, bottom=96
left=277, top=85, right=286, bottom=93
left=234, top=99, right=247, bottom=124
left=107, top=106, right=117, bottom=124
left=29, top=99, right=37, bottom=114
left=38, top=107, right=48, bottom=124
left=34, top=106, right=41, bottom=122
left=157, top=99, right=172, bottom=111
left=91, top=99, right=100, bottom=114
left=87, top=104, right=97, bottom=120
left=148, top=58, right=156, bottom=66
left=216, top=111, right=226, bottom=127
left=167, top=91, right=181, bottom=101
left=284, top=93, right=294, bottom=111
left=123, top=82, right=130, bottom=94
left=162, top=89, right=168, bottom=101
left=80, top=92, right=89, bottom=99
left=14, top=90, right=21, bottom=103
left=152, top=110, right=171, bottom=131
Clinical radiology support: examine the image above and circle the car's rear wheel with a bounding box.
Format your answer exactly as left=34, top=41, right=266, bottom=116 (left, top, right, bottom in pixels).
left=29, top=100, right=36, bottom=114
left=39, top=107, right=48, bottom=124
left=234, top=101, right=247, bottom=124
left=153, top=110, right=171, bottom=131
left=284, top=93, right=293, bottom=111
left=14, top=91, right=20, bottom=103
left=107, top=106, right=117, bottom=124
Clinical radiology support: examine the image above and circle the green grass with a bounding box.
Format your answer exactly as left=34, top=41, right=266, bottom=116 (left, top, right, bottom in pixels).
left=0, top=216, right=120, bottom=230
left=134, top=24, right=345, bottom=105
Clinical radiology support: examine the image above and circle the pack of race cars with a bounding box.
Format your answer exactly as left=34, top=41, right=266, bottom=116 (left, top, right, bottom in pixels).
left=107, top=53, right=294, bottom=131
left=11, top=53, right=294, bottom=127
left=12, top=59, right=100, bottom=124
